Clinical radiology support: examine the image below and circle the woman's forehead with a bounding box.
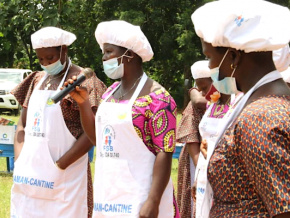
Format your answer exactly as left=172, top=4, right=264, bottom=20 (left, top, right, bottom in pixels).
left=196, top=77, right=212, bottom=86
left=201, top=40, right=215, bottom=53
left=103, top=43, right=119, bottom=49
left=35, top=47, right=60, bottom=55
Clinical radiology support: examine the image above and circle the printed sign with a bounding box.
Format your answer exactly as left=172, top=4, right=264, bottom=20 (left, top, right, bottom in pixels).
left=0, top=125, right=16, bottom=144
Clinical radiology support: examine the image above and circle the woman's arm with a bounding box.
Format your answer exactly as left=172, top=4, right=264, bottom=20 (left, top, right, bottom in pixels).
left=139, top=84, right=176, bottom=217
left=186, top=142, right=200, bottom=166
left=139, top=152, right=172, bottom=218
left=200, top=139, right=207, bottom=159
left=14, top=108, right=27, bottom=161
left=65, top=84, right=97, bottom=145
left=55, top=85, right=97, bottom=169
left=76, top=95, right=96, bottom=145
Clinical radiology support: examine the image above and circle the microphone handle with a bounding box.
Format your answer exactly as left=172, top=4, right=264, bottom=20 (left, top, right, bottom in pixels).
left=51, top=75, right=86, bottom=104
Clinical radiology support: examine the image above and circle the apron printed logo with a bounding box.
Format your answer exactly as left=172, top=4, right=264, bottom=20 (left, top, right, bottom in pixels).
left=94, top=202, right=133, bottom=214
left=13, top=175, right=54, bottom=189
left=103, top=126, right=114, bottom=149
left=197, top=187, right=205, bottom=194
left=28, top=111, right=45, bottom=137
left=33, top=112, right=41, bottom=131
left=100, top=125, right=120, bottom=158
left=200, top=122, right=207, bottom=132
left=117, top=112, right=127, bottom=120
left=46, top=98, right=54, bottom=106
left=234, top=15, right=244, bottom=27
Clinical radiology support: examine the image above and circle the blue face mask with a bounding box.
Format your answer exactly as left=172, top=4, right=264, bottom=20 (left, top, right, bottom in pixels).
left=102, top=49, right=132, bottom=80
left=210, top=49, right=238, bottom=95
left=41, top=47, right=66, bottom=76
left=103, top=57, right=124, bottom=79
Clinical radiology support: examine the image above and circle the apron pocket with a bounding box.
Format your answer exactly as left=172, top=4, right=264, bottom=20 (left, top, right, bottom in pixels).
left=12, top=137, right=66, bottom=201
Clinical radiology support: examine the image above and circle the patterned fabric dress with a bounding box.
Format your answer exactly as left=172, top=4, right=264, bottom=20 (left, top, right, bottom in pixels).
left=176, top=100, right=230, bottom=218
left=102, top=82, right=180, bottom=217
left=12, top=70, right=107, bottom=218
left=176, top=102, right=204, bottom=218
left=208, top=95, right=290, bottom=217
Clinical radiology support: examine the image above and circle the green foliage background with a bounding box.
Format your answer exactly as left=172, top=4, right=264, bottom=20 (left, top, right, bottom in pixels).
left=0, top=0, right=289, bottom=108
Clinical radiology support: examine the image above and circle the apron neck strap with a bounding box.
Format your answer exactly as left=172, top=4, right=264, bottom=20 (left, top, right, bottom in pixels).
left=57, top=58, right=72, bottom=91
left=128, top=73, right=147, bottom=105
left=204, top=102, right=215, bottom=118
left=104, top=83, right=121, bottom=102
left=103, top=73, right=148, bottom=105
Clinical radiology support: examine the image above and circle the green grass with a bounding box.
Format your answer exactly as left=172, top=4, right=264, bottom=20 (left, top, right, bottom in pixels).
left=0, top=114, right=181, bottom=217
left=0, top=158, right=13, bottom=218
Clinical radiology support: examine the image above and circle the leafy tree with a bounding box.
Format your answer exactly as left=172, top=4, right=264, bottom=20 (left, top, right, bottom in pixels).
left=59, top=0, right=111, bottom=83
left=0, top=0, right=60, bottom=69
left=0, top=0, right=289, bottom=108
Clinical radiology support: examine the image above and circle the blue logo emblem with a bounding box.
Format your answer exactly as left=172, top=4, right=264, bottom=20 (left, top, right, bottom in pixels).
left=234, top=15, right=244, bottom=27
left=32, top=111, right=41, bottom=132
left=102, top=125, right=115, bottom=152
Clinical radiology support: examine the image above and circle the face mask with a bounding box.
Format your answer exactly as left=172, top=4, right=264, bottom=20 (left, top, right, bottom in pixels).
left=41, top=47, right=66, bottom=76
left=103, top=58, right=124, bottom=79
left=103, top=49, right=132, bottom=80
left=204, top=84, right=218, bottom=101
left=210, top=49, right=238, bottom=95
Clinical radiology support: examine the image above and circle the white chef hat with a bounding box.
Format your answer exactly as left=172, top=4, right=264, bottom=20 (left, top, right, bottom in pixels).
left=31, top=27, right=76, bottom=49
left=95, top=20, right=153, bottom=62
left=273, top=45, right=290, bottom=72
left=191, top=60, right=211, bottom=79
left=191, top=0, right=290, bottom=53
left=281, top=67, right=290, bottom=83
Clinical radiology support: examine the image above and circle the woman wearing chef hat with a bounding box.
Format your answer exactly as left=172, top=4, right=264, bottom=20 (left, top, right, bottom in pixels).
left=191, top=0, right=290, bottom=217
left=11, top=26, right=106, bottom=218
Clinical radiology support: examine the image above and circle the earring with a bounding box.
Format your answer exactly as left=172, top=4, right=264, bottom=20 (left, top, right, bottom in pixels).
left=231, top=64, right=236, bottom=70
left=128, top=58, right=131, bottom=63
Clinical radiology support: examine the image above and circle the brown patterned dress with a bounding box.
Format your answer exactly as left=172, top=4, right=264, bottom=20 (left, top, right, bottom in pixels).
left=208, top=95, right=290, bottom=217
left=12, top=69, right=107, bottom=218
left=176, top=102, right=205, bottom=218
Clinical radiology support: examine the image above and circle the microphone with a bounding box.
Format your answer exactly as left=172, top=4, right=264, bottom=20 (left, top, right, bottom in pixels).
left=50, top=68, right=94, bottom=104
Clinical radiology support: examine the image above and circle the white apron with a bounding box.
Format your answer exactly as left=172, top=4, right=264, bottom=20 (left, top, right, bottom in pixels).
left=194, top=93, right=243, bottom=218
left=194, top=103, right=219, bottom=218
left=11, top=63, right=88, bottom=218
left=93, top=73, right=174, bottom=218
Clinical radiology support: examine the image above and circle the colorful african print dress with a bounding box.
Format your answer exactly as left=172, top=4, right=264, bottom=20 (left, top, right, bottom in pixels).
left=208, top=95, right=290, bottom=217
left=102, top=82, right=180, bottom=217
